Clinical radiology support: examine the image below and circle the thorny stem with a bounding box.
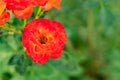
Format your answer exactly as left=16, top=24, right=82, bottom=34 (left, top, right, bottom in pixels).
left=0, top=7, right=45, bottom=34
left=0, top=23, right=22, bottom=34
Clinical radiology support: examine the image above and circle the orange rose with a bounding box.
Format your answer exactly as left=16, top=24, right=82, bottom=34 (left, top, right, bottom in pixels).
left=0, top=0, right=6, bottom=16
left=0, top=0, right=10, bottom=25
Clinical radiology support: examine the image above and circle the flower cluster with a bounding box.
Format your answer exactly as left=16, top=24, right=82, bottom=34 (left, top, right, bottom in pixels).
left=0, top=0, right=61, bottom=25
left=0, top=0, right=67, bottom=64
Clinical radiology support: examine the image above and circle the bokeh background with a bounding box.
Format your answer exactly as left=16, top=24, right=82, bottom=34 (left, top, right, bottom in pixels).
left=0, top=0, right=120, bottom=80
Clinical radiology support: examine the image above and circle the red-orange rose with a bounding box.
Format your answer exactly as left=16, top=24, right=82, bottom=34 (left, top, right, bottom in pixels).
left=13, top=6, right=33, bottom=19
left=4, top=0, right=36, bottom=10
left=0, top=11, right=10, bottom=25
left=37, top=0, right=61, bottom=11
left=4, top=0, right=36, bottom=18
left=22, top=18, right=67, bottom=64
left=36, top=0, right=47, bottom=6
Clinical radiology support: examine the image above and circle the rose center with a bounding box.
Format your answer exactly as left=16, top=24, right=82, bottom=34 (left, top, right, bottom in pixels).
left=39, top=36, right=48, bottom=44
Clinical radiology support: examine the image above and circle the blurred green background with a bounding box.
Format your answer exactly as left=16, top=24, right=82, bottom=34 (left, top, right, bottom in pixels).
left=0, top=0, right=120, bottom=80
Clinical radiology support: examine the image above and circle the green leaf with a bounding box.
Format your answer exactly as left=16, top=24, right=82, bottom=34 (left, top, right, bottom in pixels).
left=48, top=51, right=83, bottom=76
left=15, top=55, right=26, bottom=75
left=8, top=53, right=32, bottom=75
left=2, top=72, right=12, bottom=80
left=8, top=53, right=22, bottom=65
left=100, top=7, right=115, bottom=26
left=15, top=55, right=32, bottom=75
left=25, top=63, right=55, bottom=80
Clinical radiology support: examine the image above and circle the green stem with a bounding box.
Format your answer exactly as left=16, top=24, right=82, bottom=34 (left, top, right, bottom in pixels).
left=99, top=0, right=104, bottom=9
left=87, top=10, right=94, bottom=48
left=35, top=7, right=45, bottom=19
left=23, top=19, right=27, bottom=27
left=0, top=23, right=22, bottom=34
left=35, top=7, right=42, bottom=19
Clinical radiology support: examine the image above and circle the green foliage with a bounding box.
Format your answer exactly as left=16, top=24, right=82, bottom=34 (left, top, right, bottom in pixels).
left=0, top=0, right=120, bottom=80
